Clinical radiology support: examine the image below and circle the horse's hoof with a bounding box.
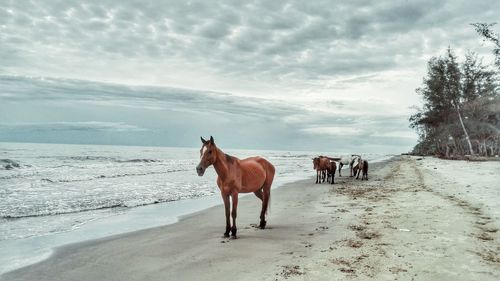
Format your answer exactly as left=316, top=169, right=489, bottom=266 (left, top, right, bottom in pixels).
left=230, top=235, right=238, bottom=240
left=230, top=226, right=237, bottom=237
left=223, top=233, right=230, bottom=238
left=259, top=220, right=266, bottom=229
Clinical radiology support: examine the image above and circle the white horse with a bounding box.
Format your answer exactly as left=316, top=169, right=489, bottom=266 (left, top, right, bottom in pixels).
left=327, top=155, right=361, bottom=177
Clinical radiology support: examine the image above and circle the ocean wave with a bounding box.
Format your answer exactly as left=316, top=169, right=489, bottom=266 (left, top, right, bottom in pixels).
left=1, top=203, right=128, bottom=220
left=0, top=172, right=39, bottom=180
left=0, top=192, right=213, bottom=220
left=272, top=154, right=311, bottom=158
left=37, top=155, right=162, bottom=163
left=39, top=169, right=190, bottom=183
left=0, top=159, right=21, bottom=170
left=117, top=159, right=161, bottom=163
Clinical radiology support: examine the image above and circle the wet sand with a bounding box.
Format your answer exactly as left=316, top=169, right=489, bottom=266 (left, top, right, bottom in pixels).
left=2, top=156, right=499, bottom=281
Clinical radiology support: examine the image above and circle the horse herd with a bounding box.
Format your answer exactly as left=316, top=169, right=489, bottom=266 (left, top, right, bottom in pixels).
left=313, top=155, right=369, bottom=184
left=196, top=136, right=368, bottom=239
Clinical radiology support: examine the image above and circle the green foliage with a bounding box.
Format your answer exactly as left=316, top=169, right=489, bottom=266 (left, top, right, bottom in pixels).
left=472, top=23, right=500, bottom=70
left=410, top=46, right=499, bottom=157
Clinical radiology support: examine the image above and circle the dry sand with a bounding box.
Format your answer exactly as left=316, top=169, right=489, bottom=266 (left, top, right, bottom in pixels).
left=2, top=156, right=499, bottom=281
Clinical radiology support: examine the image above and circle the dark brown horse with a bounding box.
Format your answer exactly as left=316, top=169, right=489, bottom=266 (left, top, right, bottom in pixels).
left=196, top=136, right=275, bottom=238
left=327, top=160, right=337, bottom=184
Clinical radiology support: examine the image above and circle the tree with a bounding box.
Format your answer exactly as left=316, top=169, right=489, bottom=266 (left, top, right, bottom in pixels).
left=443, top=49, right=474, bottom=155
left=409, top=47, right=499, bottom=157
left=472, top=23, right=500, bottom=70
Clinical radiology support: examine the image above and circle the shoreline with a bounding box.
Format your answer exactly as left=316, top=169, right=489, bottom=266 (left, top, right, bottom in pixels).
left=1, top=152, right=394, bottom=275
left=1, top=159, right=392, bottom=280
left=4, top=156, right=498, bottom=280
left=0, top=170, right=313, bottom=275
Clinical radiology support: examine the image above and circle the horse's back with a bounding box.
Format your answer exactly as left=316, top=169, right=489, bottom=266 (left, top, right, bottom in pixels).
left=239, top=157, right=274, bottom=192
left=340, top=156, right=350, bottom=165
left=319, top=157, right=330, bottom=169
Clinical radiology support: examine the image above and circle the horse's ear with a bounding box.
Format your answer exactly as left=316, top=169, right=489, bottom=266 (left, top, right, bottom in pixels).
left=200, top=136, right=206, bottom=143
left=210, top=136, right=214, bottom=144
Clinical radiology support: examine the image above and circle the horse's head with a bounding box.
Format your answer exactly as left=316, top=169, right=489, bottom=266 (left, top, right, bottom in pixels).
left=312, top=157, right=320, bottom=170
left=196, top=136, right=217, bottom=176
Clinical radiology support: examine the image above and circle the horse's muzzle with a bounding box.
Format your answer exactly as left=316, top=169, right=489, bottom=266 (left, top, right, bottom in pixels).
left=196, top=165, right=205, bottom=176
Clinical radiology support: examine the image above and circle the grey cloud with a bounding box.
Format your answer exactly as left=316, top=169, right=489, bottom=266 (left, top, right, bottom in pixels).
left=3, top=0, right=498, bottom=83
left=1, top=1, right=495, bottom=152
left=0, top=75, right=416, bottom=152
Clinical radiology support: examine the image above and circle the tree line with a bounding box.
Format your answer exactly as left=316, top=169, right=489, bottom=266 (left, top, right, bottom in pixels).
left=410, top=23, right=500, bottom=158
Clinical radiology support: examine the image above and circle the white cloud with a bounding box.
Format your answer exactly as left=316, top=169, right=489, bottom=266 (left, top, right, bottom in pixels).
left=301, top=126, right=363, bottom=136
left=0, top=75, right=417, bottom=152
left=0, top=121, right=148, bottom=132
left=1, top=0, right=497, bottom=96
left=1, top=1, right=497, bottom=152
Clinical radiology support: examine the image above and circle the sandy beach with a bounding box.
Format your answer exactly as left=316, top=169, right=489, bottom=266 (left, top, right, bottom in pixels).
left=2, top=156, right=499, bottom=281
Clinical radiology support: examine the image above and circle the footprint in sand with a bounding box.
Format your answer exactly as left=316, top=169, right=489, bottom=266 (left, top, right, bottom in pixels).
left=301, top=241, right=313, bottom=248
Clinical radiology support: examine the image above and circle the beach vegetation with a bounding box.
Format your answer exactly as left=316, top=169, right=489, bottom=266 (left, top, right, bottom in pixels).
left=410, top=24, right=500, bottom=158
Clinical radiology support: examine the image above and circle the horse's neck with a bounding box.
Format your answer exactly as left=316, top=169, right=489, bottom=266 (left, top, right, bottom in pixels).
left=212, top=147, right=232, bottom=180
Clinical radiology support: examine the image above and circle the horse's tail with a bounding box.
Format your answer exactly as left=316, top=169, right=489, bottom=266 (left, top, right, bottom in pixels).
left=264, top=160, right=275, bottom=215
left=267, top=189, right=271, bottom=215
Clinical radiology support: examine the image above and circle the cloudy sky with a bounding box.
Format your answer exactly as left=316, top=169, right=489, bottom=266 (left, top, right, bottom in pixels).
left=0, top=0, right=499, bottom=153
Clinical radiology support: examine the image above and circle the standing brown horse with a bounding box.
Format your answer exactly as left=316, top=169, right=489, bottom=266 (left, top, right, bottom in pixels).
left=313, top=156, right=337, bottom=184
left=313, top=156, right=329, bottom=184
left=354, top=159, right=369, bottom=180
left=196, top=136, right=275, bottom=238
left=327, top=160, right=337, bottom=184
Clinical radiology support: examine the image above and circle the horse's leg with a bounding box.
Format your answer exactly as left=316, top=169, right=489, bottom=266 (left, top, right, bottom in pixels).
left=230, top=192, right=238, bottom=238
left=339, top=163, right=343, bottom=177
left=222, top=193, right=230, bottom=237
left=255, top=189, right=266, bottom=227
left=331, top=170, right=335, bottom=184
left=254, top=189, right=263, bottom=201
left=260, top=185, right=271, bottom=229
left=316, top=170, right=319, bottom=184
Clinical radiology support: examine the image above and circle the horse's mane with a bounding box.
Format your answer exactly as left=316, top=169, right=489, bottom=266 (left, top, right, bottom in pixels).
left=224, top=153, right=234, bottom=164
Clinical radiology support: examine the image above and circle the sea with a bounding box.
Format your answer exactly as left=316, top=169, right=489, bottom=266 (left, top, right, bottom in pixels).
left=0, top=142, right=393, bottom=274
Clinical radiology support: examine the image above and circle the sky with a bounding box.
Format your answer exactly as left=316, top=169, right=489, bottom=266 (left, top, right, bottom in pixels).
left=0, top=0, right=499, bottom=153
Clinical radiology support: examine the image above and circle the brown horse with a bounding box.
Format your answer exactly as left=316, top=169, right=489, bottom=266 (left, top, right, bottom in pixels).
left=355, top=159, right=369, bottom=180
left=327, top=160, right=337, bottom=184
left=196, top=136, right=275, bottom=238
left=313, top=156, right=329, bottom=184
